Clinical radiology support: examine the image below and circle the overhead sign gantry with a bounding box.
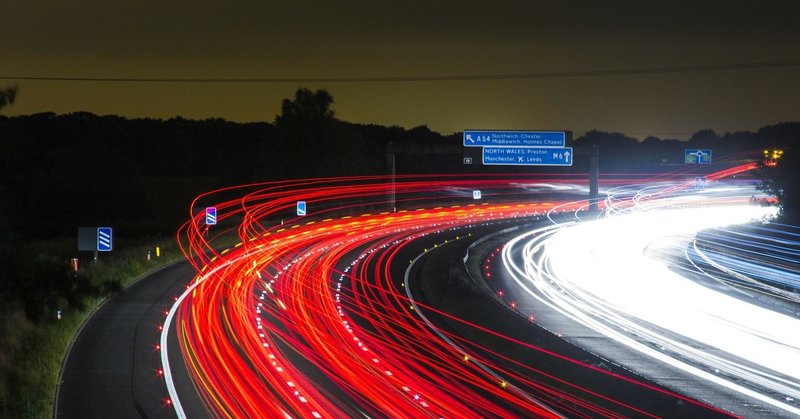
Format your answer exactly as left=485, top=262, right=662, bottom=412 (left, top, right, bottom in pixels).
left=463, top=130, right=573, bottom=167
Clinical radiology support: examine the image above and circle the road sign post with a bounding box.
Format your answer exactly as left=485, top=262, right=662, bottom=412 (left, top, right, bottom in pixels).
left=589, top=145, right=599, bottom=211
left=464, top=131, right=566, bottom=148
left=78, top=227, right=96, bottom=251
left=685, top=149, right=712, bottom=164
left=695, top=177, right=708, bottom=189
left=482, top=147, right=573, bottom=166
left=97, top=227, right=113, bottom=252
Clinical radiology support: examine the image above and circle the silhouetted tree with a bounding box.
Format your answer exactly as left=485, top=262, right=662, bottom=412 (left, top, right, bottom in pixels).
left=276, top=88, right=335, bottom=124
left=757, top=122, right=800, bottom=149
left=720, top=131, right=757, bottom=155
left=687, top=129, right=720, bottom=148
left=260, top=88, right=379, bottom=179
left=758, top=147, right=800, bottom=223
left=0, top=85, right=18, bottom=113
left=573, top=130, right=640, bottom=171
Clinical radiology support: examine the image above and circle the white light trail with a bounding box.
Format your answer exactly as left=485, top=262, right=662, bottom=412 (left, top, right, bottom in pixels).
left=502, top=184, right=800, bottom=415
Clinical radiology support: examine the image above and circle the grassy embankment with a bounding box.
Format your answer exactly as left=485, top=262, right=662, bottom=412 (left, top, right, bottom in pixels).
left=0, top=237, right=184, bottom=418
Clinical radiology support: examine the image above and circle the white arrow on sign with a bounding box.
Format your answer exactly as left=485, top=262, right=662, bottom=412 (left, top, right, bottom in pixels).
left=564, top=151, right=571, bottom=162
left=466, top=134, right=474, bottom=143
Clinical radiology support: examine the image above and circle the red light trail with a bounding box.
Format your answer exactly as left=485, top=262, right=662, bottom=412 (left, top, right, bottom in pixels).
left=160, top=173, right=740, bottom=417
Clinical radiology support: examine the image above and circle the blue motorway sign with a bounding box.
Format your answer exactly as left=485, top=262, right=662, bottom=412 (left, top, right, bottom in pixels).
left=97, top=227, right=113, bottom=251
left=205, top=207, right=217, bottom=225
left=463, top=130, right=565, bottom=148
left=685, top=149, right=712, bottom=164
left=297, top=201, right=307, bottom=216
left=695, top=177, right=708, bottom=189
left=482, top=147, right=573, bottom=166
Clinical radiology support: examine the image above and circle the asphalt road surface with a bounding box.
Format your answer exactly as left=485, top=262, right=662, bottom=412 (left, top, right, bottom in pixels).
left=491, top=219, right=796, bottom=417
left=56, top=261, right=198, bottom=419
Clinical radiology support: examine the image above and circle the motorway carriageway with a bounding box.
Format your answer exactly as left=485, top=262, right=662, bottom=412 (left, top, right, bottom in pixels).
left=157, top=171, right=775, bottom=417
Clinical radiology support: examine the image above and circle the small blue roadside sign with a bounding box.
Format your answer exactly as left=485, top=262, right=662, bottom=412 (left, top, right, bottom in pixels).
left=297, top=201, right=307, bottom=216
left=482, top=147, right=573, bottom=166
left=685, top=149, right=712, bottom=164
left=695, top=177, right=708, bottom=189
left=473, top=190, right=482, bottom=200
left=464, top=130, right=565, bottom=148
left=97, top=227, right=113, bottom=252
left=206, top=207, right=217, bottom=225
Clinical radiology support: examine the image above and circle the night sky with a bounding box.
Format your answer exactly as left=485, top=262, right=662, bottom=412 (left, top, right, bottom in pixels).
left=2, top=0, right=799, bottom=138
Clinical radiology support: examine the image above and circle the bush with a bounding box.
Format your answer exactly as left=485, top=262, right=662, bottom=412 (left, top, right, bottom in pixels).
left=0, top=236, right=182, bottom=418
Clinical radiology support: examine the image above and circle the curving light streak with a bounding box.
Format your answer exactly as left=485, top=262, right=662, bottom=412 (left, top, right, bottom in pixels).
left=160, top=173, right=744, bottom=417
left=502, top=174, right=800, bottom=415
left=692, top=224, right=800, bottom=303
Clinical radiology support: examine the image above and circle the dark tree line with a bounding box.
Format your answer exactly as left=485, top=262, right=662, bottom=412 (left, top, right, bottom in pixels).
left=0, top=86, right=798, bottom=321
left=2, top=88, right=799, bottom=239
left=571, top=126, right=799, bottom=172
left=2, top=88, right=799, bottom=242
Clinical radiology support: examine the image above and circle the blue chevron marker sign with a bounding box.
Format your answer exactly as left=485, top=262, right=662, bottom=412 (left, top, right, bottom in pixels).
left=206, top=207, right=217, bottom=225
left=97, top=227, right=113, bottom=252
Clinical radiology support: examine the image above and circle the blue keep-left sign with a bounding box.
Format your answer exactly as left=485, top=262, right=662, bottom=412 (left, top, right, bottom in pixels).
left=206, top=207, right=217, bottom=225
left=97, top=227, right=113, bottom=251
left=297, top=201, right=307, bottom=216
